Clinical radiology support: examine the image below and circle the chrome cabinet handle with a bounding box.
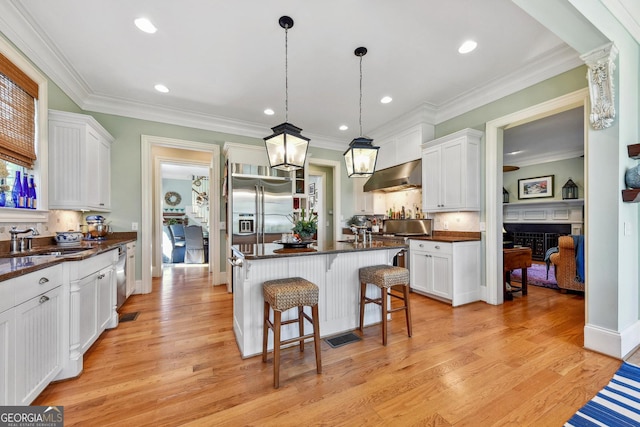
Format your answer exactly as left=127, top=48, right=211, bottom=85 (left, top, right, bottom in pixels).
left=38, top=277, right=49, bottom=285
left=435, top=245, right=440, bottom=249
left=39, top=295, right=49, bottom=304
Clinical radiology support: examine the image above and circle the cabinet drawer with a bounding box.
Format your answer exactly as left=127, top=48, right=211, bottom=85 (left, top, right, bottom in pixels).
left=0, top=280, right=15, bottom=313
left=410, top=240, right=452, bottom=254
left=13, top=264, right=63, bottom=305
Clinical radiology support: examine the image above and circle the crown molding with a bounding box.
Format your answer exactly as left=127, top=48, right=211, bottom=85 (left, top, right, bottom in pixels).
left=368, top=103, right=437, bottom=141
left=435, top=45, right=584, bottom=124
left=509, top=148, right=584, bottom=168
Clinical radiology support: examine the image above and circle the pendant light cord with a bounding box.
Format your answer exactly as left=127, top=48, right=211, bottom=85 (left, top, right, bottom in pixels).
left=359, top=53, right=363, bottom=137
left=284, top=24, right=289, bottom=123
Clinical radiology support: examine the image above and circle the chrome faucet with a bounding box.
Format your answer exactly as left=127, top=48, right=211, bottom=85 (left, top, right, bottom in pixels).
left=9, top=226, right=39, bottom=253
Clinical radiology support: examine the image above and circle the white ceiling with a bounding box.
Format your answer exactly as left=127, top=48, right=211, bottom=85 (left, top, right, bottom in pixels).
left=0, top=0, right=586, bottom=153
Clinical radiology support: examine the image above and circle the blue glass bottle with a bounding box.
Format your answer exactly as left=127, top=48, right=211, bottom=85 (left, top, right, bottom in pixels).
left=11, top=170, right=21, bottom=208
left=22, top=173, right=29, bottom=208
left=29, top=175, right=37, bottom=209
left=0, top=178, right=6, bottom=207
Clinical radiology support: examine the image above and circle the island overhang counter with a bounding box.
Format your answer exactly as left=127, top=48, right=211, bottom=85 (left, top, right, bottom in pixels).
left=229, top=241, right=407, bottom=358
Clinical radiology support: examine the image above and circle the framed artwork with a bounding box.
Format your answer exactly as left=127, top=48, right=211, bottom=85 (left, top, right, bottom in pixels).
left=518, top=175, right=554, bottom=199
left=308, top=182, right=316, bottom=195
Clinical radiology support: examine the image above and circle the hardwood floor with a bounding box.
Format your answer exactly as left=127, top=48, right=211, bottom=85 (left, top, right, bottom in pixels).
left=34, top=266, right=622, bottom=426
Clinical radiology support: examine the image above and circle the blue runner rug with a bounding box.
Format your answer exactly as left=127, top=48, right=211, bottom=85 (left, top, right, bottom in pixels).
left=565, top=362, right=640, bottom=426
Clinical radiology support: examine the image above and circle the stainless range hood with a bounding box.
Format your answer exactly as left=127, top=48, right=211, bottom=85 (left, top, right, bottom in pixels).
left=363, top=159, right=422, bottom=192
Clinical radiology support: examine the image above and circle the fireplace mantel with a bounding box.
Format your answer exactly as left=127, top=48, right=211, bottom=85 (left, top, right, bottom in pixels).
left=503, top=199, right=583, bottom=235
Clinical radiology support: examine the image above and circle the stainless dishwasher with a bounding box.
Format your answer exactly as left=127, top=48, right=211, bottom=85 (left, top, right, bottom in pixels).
left=115, top=244, right=127, bottom=309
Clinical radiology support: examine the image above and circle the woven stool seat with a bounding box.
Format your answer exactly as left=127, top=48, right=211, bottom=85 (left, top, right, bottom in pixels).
left=359, top=265, right=412, bottom=346
left=359, top=265, right=410, bottom=289
left=263, top=277, right=319, bottom=311
left=262, top=277, right=321, bottom=388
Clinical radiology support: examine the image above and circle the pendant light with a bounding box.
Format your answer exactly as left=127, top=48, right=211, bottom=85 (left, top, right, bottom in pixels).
left=264, top=16, right=309, bottom=172
left=344, top=47, right=379, bottom=178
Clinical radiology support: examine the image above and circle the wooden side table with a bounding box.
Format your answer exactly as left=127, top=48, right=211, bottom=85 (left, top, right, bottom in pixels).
left=503, top=247, right=532, bottom=300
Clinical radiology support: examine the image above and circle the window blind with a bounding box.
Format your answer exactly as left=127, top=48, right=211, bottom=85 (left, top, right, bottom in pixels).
left=0, top=51, right=38, bottom=169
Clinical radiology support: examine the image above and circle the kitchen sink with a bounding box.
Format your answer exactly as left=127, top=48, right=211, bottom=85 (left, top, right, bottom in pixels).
left=37, top=248, right=94, bottom=257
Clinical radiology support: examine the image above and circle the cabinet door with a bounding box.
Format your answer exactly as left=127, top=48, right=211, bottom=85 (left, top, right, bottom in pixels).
left=441, top=140, right=464, bottom=209
left=76, top=273, right=99, bottom=354
left=97, top=267, right=114, bottom=331
left=0, top=308, right=15, bottom=406
left=97, top=134, right=111, bottom=210
left=14, top=286, right=62, bottom=405
left=354, top=177, right=374, bottom=214
left=126, top=243, right=136, bottom=298
left=429, top=253, right=452, bottom=300
left=48, top=121, right=86, bottom=208
left=409, top=250, right=430, bottom=293
left=422, top=147, right=441, bottom=211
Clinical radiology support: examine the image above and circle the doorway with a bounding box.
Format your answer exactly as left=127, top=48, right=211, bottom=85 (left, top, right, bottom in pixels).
left=485, top=88, right=589, bottom=305
left=140, top=135, right=220, bottom=294
left=307, top=159, right=341, bottom=244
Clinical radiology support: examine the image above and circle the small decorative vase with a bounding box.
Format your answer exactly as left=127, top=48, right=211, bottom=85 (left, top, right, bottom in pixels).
left=625, top=164, right=640, bottom=188
left=299, top=230, right=315, bottom=241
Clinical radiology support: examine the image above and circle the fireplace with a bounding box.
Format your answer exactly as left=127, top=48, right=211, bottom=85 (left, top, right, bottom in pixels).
left=503, top=223, right=571, bottom=261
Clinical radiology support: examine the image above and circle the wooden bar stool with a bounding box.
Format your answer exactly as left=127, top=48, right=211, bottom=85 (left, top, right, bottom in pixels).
left=262, top=277, right=322, bottom=388
left=359, top=265, right=412, bottom=346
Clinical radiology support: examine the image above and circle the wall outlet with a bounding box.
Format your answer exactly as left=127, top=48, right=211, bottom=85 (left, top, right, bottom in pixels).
left=443, top=221, right=449, bottom=230
left=131, top=222, right=138, bottom=231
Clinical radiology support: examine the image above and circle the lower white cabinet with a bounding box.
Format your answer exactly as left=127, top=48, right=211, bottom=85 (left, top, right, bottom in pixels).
left=15, top=285, right=63, bottom=405
left=0, top=307, right=15, bottom=406
left=126, top=242, right=136, bottom=298
left=409, top=240, right=480, bottom=306
left=61, top=249, right=118, bottom=379
left=4, top=264, right=64, bottom=406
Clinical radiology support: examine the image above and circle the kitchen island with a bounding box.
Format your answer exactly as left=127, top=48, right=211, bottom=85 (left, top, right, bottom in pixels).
left=230, top=241, right=407, bottom=358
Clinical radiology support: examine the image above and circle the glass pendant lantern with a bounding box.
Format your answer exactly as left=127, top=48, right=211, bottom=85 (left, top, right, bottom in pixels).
left=264, top=16, right=309, bottom=172
left=344, top=47, right=379, bottom=178
left=562, top=178, right=578, bottom=199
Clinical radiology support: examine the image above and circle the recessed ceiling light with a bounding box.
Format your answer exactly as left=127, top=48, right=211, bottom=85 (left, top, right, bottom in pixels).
left=154, top=84, right=169, bottom=93
left=339, top=125, right=348, bottom=131
left=264, top=108, right=274, bottom=116
left=458, top=40, right=477, bottom=54
left=506, top=150, right=523, bottom=155
left=380, top=96, right=392, bottom=104
left=134, top=18, right=157, bottom=34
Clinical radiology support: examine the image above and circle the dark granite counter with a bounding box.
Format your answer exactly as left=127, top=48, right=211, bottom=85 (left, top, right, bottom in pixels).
left=410, top=236, right=480, bottom=243
left=232, top=240, right=407, bottom=260
left=0, top=237, right=136, bottom=281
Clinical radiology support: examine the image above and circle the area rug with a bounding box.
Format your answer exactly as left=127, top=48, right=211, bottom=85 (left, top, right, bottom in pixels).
left=510, top=262, right=560, bottom=290
left=565, top=362, right=640, bottom=426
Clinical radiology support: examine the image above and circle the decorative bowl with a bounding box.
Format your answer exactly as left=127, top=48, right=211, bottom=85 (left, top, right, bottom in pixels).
left=55, top=231, right=84, bottom=244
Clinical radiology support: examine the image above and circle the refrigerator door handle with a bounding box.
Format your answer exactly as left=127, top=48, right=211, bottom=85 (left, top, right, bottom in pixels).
left=255, top=184, right=260, bottom=246
left=260, top=185, right=266, bottom=245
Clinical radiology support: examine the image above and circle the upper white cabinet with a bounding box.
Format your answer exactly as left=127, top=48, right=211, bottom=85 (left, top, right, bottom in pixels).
left=375, top=123, right=434, bottom=170
left=49, top=110, right=114, bottom=212
left=422, top=128, right=483, bottom=212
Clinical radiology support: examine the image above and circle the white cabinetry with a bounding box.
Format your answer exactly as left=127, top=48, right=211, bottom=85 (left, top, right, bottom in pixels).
left=0, top=307, right=14, bottom=406
left=61, top=250, right=117, bottom=379
left=375, top=123, right=434, bottom=170
left=49, top=110, right=114, bottom=212
left=354, top=177, right=374, bottom=214
left=421, top=128, right=482, bottom=212
left=126, top=242, right=136, bottom=297
left=11, top=265, right=64, bottom=405
left=409, top=239, right=480, bottom=306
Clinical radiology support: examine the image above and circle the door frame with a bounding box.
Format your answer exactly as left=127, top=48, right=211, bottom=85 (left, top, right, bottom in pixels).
left=307, top=158, right=341, bottom=244
left=484, top=88, right=589, bottom=304
left=140, top=135, right=220, bottom=294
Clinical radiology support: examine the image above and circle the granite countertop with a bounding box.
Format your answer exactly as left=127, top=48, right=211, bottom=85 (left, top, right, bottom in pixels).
left=410, top=236, right=481, bottom=243
left=0, top=236, right=136, bottom=282
left=232, top=240, right=407, bottom=260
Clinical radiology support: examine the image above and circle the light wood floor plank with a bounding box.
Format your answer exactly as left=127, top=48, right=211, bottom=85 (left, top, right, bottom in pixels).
left=33, top=266, right=622, bottom=426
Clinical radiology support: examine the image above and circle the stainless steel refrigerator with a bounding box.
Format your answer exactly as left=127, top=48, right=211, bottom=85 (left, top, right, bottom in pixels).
left=231, top=176, right=293, bottom=245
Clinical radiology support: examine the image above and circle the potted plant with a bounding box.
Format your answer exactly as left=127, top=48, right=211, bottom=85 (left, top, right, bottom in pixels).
left=290, top=208, right=318, bottom=241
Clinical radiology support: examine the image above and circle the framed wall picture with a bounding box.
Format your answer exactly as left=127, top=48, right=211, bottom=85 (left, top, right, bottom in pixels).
left=518, top=175, right=554, bottom=199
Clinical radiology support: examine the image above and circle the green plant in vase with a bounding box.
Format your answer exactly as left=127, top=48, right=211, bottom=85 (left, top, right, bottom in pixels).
left=290, top=208, right=318, bottom=241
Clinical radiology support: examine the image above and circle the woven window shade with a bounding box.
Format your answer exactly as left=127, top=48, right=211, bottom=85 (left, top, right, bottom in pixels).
left=0, top=51, right=38, bottom=169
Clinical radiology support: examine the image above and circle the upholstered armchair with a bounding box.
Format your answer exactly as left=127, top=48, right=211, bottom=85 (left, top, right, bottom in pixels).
left=549, top=235, right=585, bottom=292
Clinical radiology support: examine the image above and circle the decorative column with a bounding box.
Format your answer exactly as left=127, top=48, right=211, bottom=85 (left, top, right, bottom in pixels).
left=580, top=43, right=618, bottom=130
